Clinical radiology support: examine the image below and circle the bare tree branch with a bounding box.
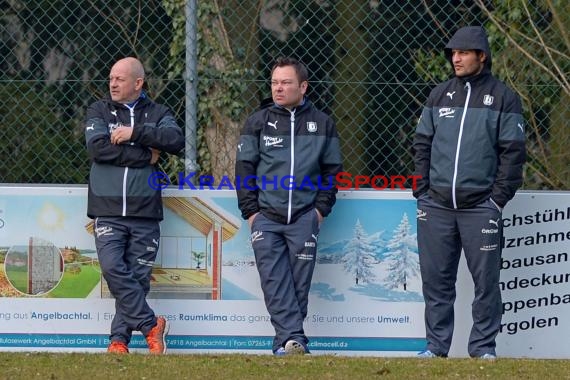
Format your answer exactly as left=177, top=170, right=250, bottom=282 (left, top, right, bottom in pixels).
left=475, top=0, right=569, bottom=96
left=524, top=160, right=561, bottom=189
left=421, top=0, right=448, bottom=39
left=245, top=0, right=265, bottom=65
left=520, top=1, right=570, bottom=92
left=87, top=0, right=140, bottom=53
left=213, top=0, right=233, bottom=59
left=501, top=23, right=570, bottom=61
left=546, top=0, right=570, bottom=51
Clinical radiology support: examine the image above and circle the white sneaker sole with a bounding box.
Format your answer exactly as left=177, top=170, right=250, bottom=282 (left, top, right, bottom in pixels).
left=284, top=340, right=306, bottom=355
left=161, top=319, right=170, bottom=354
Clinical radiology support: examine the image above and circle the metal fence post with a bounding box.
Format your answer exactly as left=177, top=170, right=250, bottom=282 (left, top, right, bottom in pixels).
left=185, top=0, right=199, bottom=178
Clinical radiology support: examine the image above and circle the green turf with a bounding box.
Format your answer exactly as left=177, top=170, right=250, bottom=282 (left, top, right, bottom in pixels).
left=48, top=264, right=101, bottom=298
left=4, top=266, right=28, bottom=293
left=0, top=353, right=567, bottom=379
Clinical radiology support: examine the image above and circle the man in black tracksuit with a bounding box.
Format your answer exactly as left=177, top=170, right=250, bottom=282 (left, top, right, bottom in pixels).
left=235, top=57, right=343, bottom=355
left=412, top=27, right=526, bottom=359
left=85, top=57, right=184, bottom=354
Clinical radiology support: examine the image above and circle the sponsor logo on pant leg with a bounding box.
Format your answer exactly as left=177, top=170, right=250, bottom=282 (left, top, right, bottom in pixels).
left=95, top=226, right=113, bottom=238
left=481, top=218, right=500, bottom=251
left=417, top=208, right=427, bottom=221
left=250, top=230, right=264, bottom=243
left=295, top=252, right=314, bottom=261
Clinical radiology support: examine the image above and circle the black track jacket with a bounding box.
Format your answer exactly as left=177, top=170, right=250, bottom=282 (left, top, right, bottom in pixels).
left=235, top=99, right=343, bottom=224
left=413, top=26, right=526, bottom=209
left=85, top=93, right=184, bottom=220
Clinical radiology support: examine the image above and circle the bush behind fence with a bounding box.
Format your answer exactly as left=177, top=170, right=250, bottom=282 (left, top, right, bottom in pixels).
left=1, top=0, right=568, bottom=189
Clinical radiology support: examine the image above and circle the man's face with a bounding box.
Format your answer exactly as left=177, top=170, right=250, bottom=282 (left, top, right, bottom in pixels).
left=451, top=49, right=486, bottom=77
left=271, top=66, right=307, bottom=109
left=109, top=61, right=143, bottom=104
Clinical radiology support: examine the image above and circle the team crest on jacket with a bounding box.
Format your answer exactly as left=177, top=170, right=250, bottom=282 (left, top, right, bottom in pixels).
left=483, top=95, right=494, bottom=106
left=307, top=122, right=317, bottom=133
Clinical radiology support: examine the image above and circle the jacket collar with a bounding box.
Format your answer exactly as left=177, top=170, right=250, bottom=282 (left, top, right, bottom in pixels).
left=457, top=69, right=491, bottom=86
left=271, top=97, right=309, bottom=114
left=105, top=90, right=149, bottom=109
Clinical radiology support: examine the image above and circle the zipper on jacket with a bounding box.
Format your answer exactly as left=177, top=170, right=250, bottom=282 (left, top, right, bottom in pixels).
left=121, top=105, right=136, bottom=216
left=122, top=168, right=128, bottom=216
left=287, top=110, right=296, bottom=224
left=452, top=82, right=471, bottom=209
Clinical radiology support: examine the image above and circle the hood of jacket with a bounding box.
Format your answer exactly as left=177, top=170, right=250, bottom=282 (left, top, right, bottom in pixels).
left=444, top=26, right=492, bottom=75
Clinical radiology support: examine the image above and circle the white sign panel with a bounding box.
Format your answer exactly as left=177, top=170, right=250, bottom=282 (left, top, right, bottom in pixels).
left=451, top=191, right=570, bottom=358
left=0, top=187, right=568, bottom=358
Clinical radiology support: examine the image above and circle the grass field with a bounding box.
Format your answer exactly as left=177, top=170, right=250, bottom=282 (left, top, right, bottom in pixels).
left=3, top=266, right=27, bottom=294
left=0, top=353, right=568, bottom=379
left=49, top=264, right=100, bottom=298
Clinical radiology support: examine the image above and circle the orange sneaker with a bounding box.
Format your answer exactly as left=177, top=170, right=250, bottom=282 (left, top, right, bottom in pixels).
left=107, top=341, right=129, bottom=354
left=145, top=316, right=169, bottom=354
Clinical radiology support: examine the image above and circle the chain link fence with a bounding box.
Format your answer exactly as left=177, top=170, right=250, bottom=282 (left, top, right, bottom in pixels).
left=1, top=0, right=568, bottom=189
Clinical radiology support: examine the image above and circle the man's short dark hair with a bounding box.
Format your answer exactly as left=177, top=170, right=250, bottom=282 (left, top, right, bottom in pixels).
left=271, top=57, right=309, bottom=83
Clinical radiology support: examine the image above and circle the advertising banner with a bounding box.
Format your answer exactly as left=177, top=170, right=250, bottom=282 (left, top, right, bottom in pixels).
left=451, top=191, right=570, bottom=358
left=0, top=186, right=568, bottom=357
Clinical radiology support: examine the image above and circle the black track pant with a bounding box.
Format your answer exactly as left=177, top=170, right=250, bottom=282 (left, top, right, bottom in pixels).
left=95, top=216, right=160, bottom=344
left=417, top=194, right=502, bottom=357
left=250, top=209, right=320, bottom=352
